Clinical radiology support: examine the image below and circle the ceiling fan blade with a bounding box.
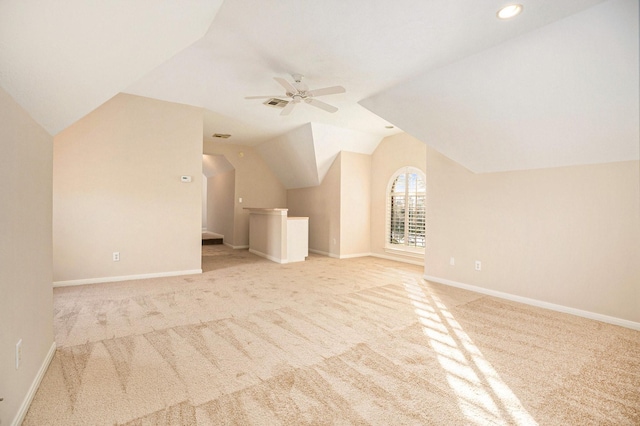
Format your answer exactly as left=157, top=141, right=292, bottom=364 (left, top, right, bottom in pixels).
left=274, top=77, right=297, bottom=95
left=245, top=95, right=282, bottom=99
left=280, top=100, right=297, bottom=116
left=306, top=98, right=338, bottom=113
left=307, top=85, right=346, bottom=97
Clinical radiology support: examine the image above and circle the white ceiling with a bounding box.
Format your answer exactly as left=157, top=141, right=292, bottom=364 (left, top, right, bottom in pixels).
left=256, top=123, right=382, bottom=189
left=0, top=0, right=223, bottom=135
left=361, top=0, right=639, bottom=172
left=1, top=0, right=637, bottom=181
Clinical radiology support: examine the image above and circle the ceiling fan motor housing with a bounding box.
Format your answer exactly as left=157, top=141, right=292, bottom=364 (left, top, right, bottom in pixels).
left=246, top=74, right=345, bottom=115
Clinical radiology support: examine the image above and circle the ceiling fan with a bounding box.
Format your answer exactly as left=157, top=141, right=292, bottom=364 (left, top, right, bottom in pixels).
left=245, top=74, right=345, bottom=116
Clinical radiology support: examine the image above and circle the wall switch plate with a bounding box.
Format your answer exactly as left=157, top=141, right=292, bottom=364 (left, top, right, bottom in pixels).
left=475, top=260, right=482, bottom=271
left=450, top=257, right=455, bottom=266
left=16, top=339, right=22, bottom=369
left=238, top=197, right=243, bottom=203
left=113, top=252, right=120, bottom=262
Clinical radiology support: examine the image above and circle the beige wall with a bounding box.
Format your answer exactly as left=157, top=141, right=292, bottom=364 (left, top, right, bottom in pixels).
left=370, top=133, right=427, bottom=263
left=202, top=174, right=208, bottom=229
left=248, top=210, right=288, bottom=262
left=370, top=132, right=639, bottom=323
left=53, top=93, right=203, bottom=283
left=426, top=147, right=640, bottom=323
left=287, top=154, right=342, bottom=256
left=0, top=87, right=54, bottom=425
left=203, top=142, right=287, bottom=248
left=340, top=152, right=372, bottom=257
left=207, top=169, right=235, bottom=241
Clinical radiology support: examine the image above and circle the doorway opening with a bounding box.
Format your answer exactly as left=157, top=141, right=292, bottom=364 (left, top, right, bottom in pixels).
left=202, top=154, right=235, bottom=246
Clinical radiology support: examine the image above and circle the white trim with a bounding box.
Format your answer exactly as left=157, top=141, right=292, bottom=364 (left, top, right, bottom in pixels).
left=249, top=248, right=287, bottom=264
left=386, top=166, right=427, bottom=252
left=309, top=249, right=423, bottom=264
left=339, top=252, right=372, bottom=259
left=384, top=247, right=425, bottom=258
left=53, top=269, right=202, bottom=287
left=223, top=242, right=249, bottom=249
left=370, top=253, right=425, bottom=266
left=308, top=248, right=340, bottom=259
left=12, top=342, right=56, bottom=426
left=242, top=207, right=287, bottom=216
left=423, top=275, right=640, bottom=331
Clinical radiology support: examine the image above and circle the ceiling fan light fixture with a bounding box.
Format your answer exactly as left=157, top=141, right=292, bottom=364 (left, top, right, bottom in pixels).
left=497, top=4, right=523, bottom=20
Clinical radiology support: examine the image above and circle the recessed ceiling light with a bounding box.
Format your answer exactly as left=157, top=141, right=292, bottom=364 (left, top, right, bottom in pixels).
left=497, top=4, right=523, bottom=20
left=385, top=125, right=394, bottom=129
left=212, top=133, right=231, bottom=139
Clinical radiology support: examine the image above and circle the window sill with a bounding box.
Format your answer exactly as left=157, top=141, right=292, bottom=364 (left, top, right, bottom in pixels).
left=384, top=247, right=425, bottom=259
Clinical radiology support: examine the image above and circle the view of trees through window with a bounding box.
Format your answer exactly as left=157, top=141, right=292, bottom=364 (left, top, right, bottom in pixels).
left=389, top=169, right=426, bottom=249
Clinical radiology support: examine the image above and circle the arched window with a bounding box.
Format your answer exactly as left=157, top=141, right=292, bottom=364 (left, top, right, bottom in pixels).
left=386, top=167, right=426, bottom=253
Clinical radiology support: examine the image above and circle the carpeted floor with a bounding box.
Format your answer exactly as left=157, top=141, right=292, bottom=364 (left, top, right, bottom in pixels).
left=25, top=245, right=640, bottom=425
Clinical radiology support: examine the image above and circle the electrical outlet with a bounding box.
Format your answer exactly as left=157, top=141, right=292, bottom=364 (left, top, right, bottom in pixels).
left=475, top=260, right=482, bottom=271
left=113, top=252, right=120, bottom=262
left=16, top=339, right=22, bottom=369
left=450, top=257, right=455, bottom=266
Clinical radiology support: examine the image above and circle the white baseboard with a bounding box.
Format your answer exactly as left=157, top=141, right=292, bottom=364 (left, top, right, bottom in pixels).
left=423, top=275, right=640, bottom=331
left=12, top=342, right=56, bottom=426
left=223, top=242, right=249, bottom=250
left=339, top=252, right=372, bottom=259
left=53, top=269, right=202, bottom=287
left=308, top=249, right=340, bottom=259
left=371, top=253, right=424, bottom=266
left=308, top=250, right=423, bottom=265
left=248, top=248, right=286, bottom=264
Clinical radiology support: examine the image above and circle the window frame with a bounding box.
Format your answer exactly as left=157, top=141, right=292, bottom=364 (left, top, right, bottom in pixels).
left=385, top=166, right=426, bottom=256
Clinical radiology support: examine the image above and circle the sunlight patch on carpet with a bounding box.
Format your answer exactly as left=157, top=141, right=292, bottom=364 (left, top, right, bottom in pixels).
left=404, top=280, right=538, bottom=426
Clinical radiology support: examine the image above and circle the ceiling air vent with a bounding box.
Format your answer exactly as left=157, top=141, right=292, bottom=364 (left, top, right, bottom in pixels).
left=263, top=98, right=289, bottom=109
left=212, top=133, right=231, bottom=139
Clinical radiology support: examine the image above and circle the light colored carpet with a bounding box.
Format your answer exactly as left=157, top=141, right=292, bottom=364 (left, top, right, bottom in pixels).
left=25, top=245, right=640, bottom=425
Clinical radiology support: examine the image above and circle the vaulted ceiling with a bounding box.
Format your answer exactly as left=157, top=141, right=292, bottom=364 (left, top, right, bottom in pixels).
left=361, top=0, right=639, bottom=172
left=0, top=0, right=223, bottom=135
left=1, top=0, right=637, bottom=183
